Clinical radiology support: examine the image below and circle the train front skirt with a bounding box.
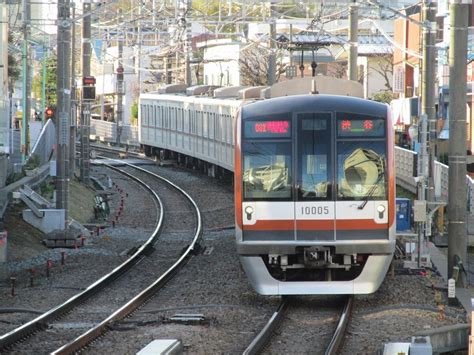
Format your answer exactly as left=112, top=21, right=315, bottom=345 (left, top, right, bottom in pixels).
left=240, top=254, right=393, bottom=295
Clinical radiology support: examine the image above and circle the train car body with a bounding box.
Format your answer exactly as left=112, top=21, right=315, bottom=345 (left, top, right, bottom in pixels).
left=234, top=95, right=395, bottom=295
left=139, top=80, right=394, bottom=295
left=139, top=92, right=241, bottom=172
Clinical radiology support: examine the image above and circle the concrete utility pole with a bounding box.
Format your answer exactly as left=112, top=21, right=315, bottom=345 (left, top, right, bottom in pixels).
left=184, top=0, right=192, bottom=87
left=116, top=9, right=124, bottom=145
left=447, top=0, right=470, bottom=287
left=69, top=2, right=76, bottom=178
left=56, top=0, right=71, bottom=223
left=267, top=3, right=276, bottom=86
left=348, top=0, right=358, bottom=82
left=137, top=1, right=142, bottom=92
left=80, top=0, right=91, bottom=183
left=21, top=0, right=30, bottom=162
left=421, top=0, right=437, bottom=204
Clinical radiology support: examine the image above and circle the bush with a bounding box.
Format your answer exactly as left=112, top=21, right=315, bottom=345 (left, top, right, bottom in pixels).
left=131, top=101, right=138, bottom=126
left=24, top=154, right=41, bottom=171
left=39, top=180, right=54, bottom=199
left=371, top=91, right=395, bottom=104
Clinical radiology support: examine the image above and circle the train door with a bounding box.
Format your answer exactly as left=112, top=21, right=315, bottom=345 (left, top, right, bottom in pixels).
left=295, top=113, right=335, bottom=241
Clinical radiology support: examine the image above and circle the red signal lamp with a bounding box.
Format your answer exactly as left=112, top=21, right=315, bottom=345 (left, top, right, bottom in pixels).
left=45, top=107, right=54, bottom=117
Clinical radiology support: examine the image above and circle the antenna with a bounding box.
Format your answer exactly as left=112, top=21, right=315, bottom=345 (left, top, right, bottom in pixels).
left=310, top=79, right=318, bottom=95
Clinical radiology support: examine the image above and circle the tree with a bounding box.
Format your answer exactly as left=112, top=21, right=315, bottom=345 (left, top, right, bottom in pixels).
left=7, top=33, right=21, bottom=89
left=239, top=42, right=286, bottom=86
left=35, top=55, right=58, bottom=107
left=368, top=53, right=393, bottom=91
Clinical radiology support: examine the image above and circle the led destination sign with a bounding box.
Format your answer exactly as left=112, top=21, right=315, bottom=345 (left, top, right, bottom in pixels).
left=337, top=118, right=385, bottom=137
left=245, top=120, right=291, bottom=138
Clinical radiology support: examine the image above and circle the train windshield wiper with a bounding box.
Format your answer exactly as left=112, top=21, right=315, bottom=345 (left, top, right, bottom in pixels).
left=357, top=171, right=385, bottom=210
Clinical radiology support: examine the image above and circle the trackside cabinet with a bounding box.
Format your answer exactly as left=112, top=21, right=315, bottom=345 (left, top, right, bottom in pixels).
left=396, top=198, right=411, bottom=231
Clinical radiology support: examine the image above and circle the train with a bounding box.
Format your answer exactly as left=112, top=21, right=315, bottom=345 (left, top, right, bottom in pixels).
left=139, top=77, right=395, bottom=295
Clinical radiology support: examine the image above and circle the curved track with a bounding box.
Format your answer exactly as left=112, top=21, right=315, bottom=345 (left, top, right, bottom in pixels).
left=0, top=160, right=202, bottom=354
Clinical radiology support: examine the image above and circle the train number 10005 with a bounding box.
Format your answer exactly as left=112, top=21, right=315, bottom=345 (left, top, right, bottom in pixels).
left=301, top=206, right=329, bottom=215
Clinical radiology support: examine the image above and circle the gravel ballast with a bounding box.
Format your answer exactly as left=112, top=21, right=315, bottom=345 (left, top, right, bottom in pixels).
left=0, top=160, right=469, bottom=354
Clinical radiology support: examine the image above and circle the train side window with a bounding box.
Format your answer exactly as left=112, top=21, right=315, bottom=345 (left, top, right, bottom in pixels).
left=336, top=141, right=387, bottom=200
left=184, top=109, right=189, bottom=133
left=203, top=112, right=208, bottom=138
left=243, top=142, right=292, bottom=200
left=198, top=111, right=202, bottom=135
left=297, top=114, right=332, bottom=200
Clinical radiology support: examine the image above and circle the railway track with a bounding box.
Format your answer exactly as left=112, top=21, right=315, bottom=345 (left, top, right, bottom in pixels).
left=0, top=159, right=202, bottom=353
left=244, top=296, right=353, bottom=355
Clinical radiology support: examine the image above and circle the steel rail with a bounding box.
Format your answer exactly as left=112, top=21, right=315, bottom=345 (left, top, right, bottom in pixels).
left=0, top=163, right=164, bottom=351
left=242, top=297, right=289, bottom=355
left=325, top=296, right=354, bottom=355
left=51, top=159, right=203, bottom=354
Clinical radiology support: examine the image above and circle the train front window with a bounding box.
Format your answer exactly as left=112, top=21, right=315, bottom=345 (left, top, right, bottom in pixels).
left=337, top=141, right=387, bottom=200
left=297, top=114, right=332, bottom=200
left=243, top=142, right=292, bottom=200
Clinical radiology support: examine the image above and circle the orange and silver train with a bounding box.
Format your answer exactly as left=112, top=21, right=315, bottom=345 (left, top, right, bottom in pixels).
left=234, top=94, right=395, bottom=295
left=139, top=82, right=394, bottom=295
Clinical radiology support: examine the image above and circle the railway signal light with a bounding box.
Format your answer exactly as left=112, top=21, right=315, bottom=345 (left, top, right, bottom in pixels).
left=83, top=76, right=96, bottom=101
left=45, top=107, right=55, bottom=118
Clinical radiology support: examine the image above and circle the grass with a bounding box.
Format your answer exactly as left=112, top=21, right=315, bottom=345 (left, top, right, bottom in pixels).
left=396, top=186, right=416, bottom=200
left=69, top=179, right=96, bottom=224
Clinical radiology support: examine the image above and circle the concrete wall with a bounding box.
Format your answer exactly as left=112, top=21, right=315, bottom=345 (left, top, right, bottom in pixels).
left=0, top=2, right=9, bottom=155
left=22, top=209, right=66, bottom=234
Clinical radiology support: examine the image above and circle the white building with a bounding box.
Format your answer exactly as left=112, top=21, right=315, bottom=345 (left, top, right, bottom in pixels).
left=199, top=39, right=244, bottom=86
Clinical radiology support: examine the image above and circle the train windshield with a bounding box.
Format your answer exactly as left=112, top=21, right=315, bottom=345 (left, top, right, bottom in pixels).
left=243, top=142, right=292, bottom=200
left=337, top=141, right=386, bottom=200
left=297, top=114, right=332, bottom=200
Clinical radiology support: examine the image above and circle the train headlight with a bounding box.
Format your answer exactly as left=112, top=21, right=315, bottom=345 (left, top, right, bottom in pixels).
left=377, top=205, right=386, bottom=219
left=244, top=206, right=254, bottom=220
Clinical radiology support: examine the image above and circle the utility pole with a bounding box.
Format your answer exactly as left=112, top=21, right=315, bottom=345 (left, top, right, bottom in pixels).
left=421, top=0, right=437, bottom=205
left=21, top=0, right=30, bottom=162
left=267, top=3, right=276, bottom=86
left=56, top=0, right=71, bottom=223
left=184, top=0, right=192, bottom=87
left=69, top=2, right=76, bottom=178
left=137, top=1, right=142, bottom=92
left=116, top=9, right=124, bottom=145
left=348, top=0, right=358, bottom=82
left=80, top=0, right=91, bottom=183
left=41, top=50, right=46, bottom=124
left=447, top=0, right=469, bottom=287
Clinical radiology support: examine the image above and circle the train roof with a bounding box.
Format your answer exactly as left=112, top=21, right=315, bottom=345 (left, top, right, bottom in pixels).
left=140, top=92, right=246, bottom=107
left=241, top=94, right=388, bottom=118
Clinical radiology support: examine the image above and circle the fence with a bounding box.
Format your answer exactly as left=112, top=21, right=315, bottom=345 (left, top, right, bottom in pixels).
left=29, top=119, right=55, bottom=166
left=90, top=119, right=139, bottom=146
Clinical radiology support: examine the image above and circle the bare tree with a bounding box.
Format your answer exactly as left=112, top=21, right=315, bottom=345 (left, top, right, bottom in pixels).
left=239, top=42, right=286, bottom=86
left=327, top=61, right=347, bottom=79
left=368, top=53, right=393, bottom=91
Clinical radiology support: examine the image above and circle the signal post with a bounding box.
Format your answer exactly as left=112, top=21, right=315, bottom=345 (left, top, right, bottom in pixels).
left=80, top=0, right=92, bottom=184
left=80, top=76, right=95, bottom=184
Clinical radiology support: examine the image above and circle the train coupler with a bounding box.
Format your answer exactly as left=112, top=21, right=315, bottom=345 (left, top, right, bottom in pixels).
left=303, top=246, right=331, bottom=268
